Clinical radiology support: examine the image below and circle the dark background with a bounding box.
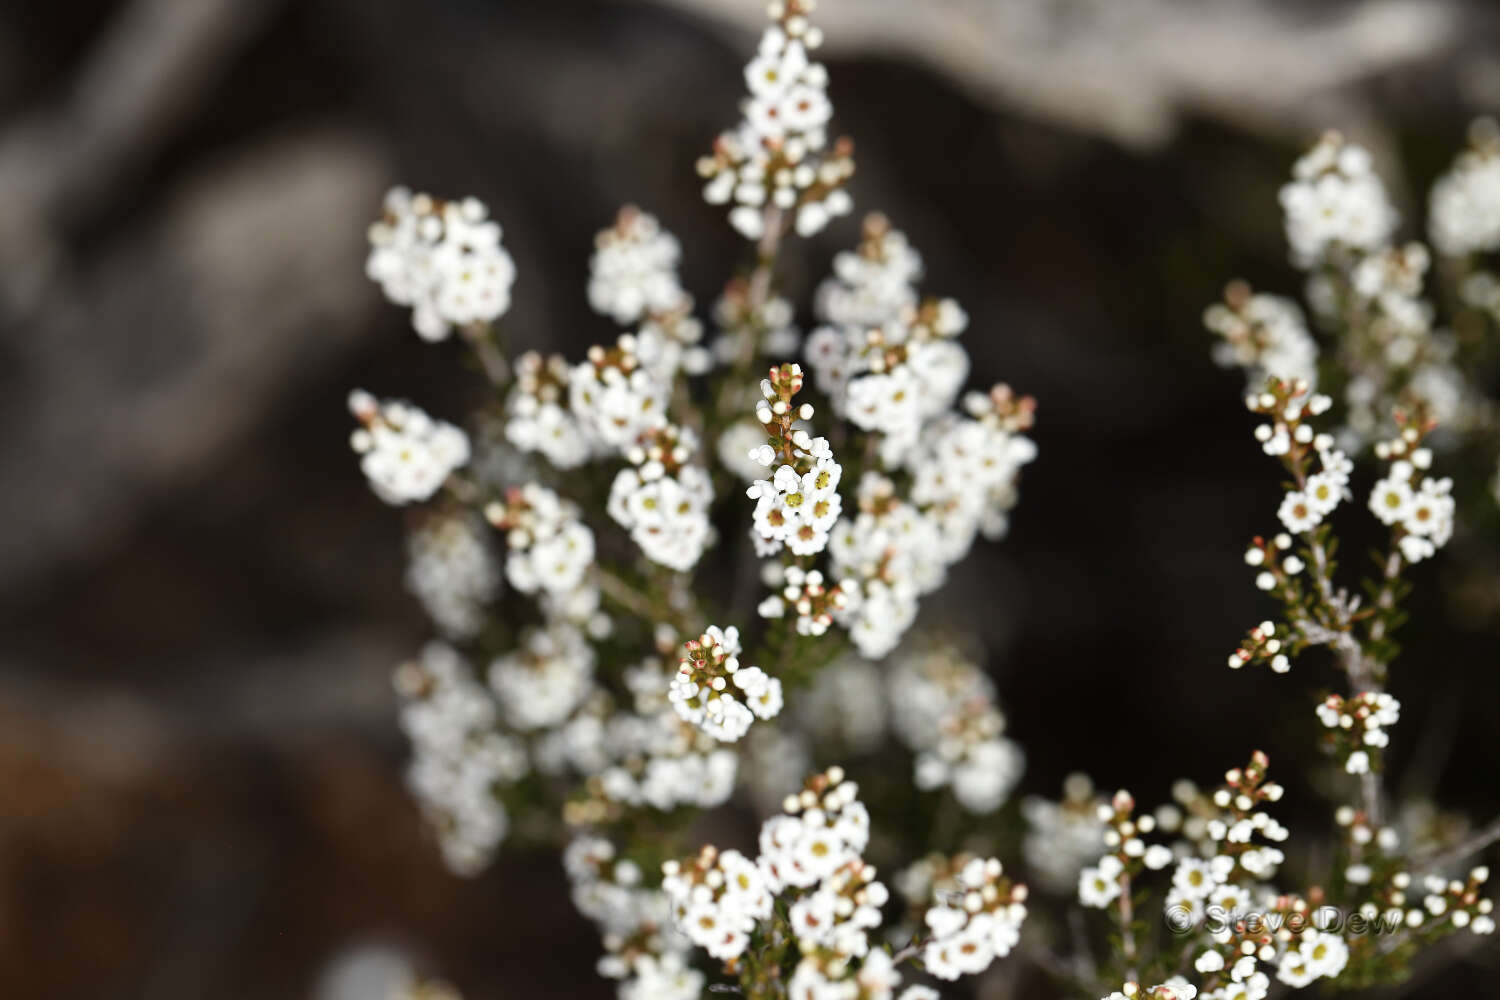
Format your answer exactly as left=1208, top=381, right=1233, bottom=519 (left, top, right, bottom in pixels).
left=2, top=1, right=1499, bottom=997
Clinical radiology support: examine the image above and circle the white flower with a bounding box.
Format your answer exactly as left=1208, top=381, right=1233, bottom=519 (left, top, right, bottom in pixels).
left=1276, top=490, right=1321, bottom=533
left=1172, top=858, right=1218, bottom=900
left=1368, top=477, right=1413, bottom=525
left=1079, top=863, right=1122, bottom=908
left=1298, top=929, right=1349, bottom=978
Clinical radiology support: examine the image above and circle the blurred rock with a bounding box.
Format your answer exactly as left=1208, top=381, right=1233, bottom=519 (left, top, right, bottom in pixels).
left=652, top=0, right=1470, bottom=147
left=0, top=130, right=387, bottom=599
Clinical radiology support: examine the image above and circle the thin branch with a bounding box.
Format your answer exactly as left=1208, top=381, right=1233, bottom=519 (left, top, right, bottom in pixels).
left=891, top=939, right=923, bottom=966
left=1414, top=816, right=1500, bottom=875
left=1117, top=872, right=1139, bottom=982
left=594, top=565, right=659, bottom=622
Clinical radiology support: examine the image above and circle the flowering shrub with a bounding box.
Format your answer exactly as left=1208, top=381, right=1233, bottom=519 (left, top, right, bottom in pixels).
left=352, top=3, right=1500, bottom=998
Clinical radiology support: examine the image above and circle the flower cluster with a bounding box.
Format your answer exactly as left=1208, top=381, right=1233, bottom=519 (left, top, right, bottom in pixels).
left=667, top=626, right=782, bottom=742
left=756, top=563, right=854, bottom=637
left=1022, top=774, right=1108, bottom=893
left=349, top=7, right=1500, bottom=997
left=392, top=643, right=528, bottom=875
left=488, top=622, right=595, bottom=731
left=1078, top=790, right=1175, bottom=909
left=505, top=351, right=592, bottom=468
left=887, top=646, right=1023, bottom=814
left=746, top=363, right=844, bottom=557
left=1367, top=425, right=1453, bottom=564
left=569, top=335, right=670, bottom=450
left=698, top=0, right=854, bottom=239
left=824, top=388, right=1035, bottom=660
left=404, top=509, right=500, bottom=640
left=1203, top=281, right=1319, bottom=389
left=365, top=187, right=516, bottom=341
left=1406, top=869, right=1496, bottom=937
left=1158, top=755, right=1362, bottom=1000
left=559, top=657, right=740, bottom=821
left=484, top=483, right=596, bottom=597
left=919, top=855, right=1029, bottom=980
left=1325, top=809, right=1496, bottom=972
left=607, top=423, right=715, bottom=571
left=663, top=766, right=991, bottom=999
left=590, top=208, right=708, bottom=382
left=807, top=221, right=970, bottom=446
left=1273, top=131, right=1479, bottom=442
left=1240, top=383, right=1351, bottom=537
left=1317, top=691, right=1400, bottom=775
left=348, top=390, right=470, bottom=505
left=825, top=473, right=930, bottom=657
left=757, top=767, right=871, bottom=892
left=1429, top=118, right=1500, bottom=257
left=662, top=844, right=774, bottom=960
left=1279, top=131, right=1398, bottom=267
left=565, top=836, right=703, bottom=1000
left=1226, top=378, right=1437, bottom=682
left=797, top=220, right=1037, bottom=655
left=589, top=206, right=688, bottom=325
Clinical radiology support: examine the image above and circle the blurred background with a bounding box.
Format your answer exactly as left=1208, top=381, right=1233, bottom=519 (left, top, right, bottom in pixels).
left=2, top=0, right=1499, bottom=997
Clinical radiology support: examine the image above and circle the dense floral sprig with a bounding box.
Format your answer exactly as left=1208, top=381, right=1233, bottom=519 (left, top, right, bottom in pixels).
left=1213, top=130, right=1486, bottom=447
left=346, top=6, right=1500, bottom=998
left=746, top=362, right=844, bottom=557
left=392, top=643, right=528, bottom=875
left=1316, top=690, right=1401, bottom=775
left=698, top=0, right=854, bottom=239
